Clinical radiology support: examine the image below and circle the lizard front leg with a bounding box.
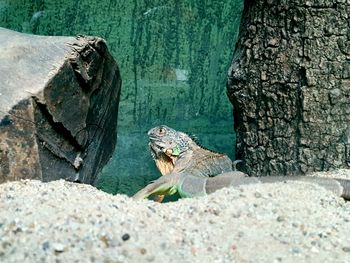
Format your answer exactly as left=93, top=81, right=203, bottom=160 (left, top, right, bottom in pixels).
left=133, top=173, right=180, bottom=201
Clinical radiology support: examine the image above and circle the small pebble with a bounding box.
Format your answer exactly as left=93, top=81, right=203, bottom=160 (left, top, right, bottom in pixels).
left=276, top=216, right=285, bottom=222
left=121, top=233, right=130, bottom=241
left=148, top=206, right=156, bottom=213
left=146, top=255, right=155, bottom=262
left=310, top=247, right=319, bottom=253
left=342, top=247, right=350, bottom=252
left=254, top=192, right=262, bottom=198
left=42, top=241, right=50, bottom=251
left=238, top=231, right=245, bottom=238
left=291, top=247, right=301, bottom=254
left=232, top=212, right=241, bottom=218
left=292, top=222, right=299, bottom=228
left=53, top=243, right=65, bottom=253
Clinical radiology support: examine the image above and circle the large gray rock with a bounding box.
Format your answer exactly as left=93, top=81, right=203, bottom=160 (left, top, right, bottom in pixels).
left=0, top=27, right=121, bottom=185
left=227, top=0, right=350, bottom=176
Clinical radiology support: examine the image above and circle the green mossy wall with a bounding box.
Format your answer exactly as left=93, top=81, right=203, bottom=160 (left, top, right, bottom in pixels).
left=0, top=0, right=243, bottom=196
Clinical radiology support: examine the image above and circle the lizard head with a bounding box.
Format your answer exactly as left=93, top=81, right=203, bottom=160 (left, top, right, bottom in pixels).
left=148, top=125, right=191, bottom=159
left=148, top=125, right=194, bottom=178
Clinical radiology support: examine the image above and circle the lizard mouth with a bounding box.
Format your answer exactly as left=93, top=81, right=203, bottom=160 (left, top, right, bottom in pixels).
left=149, top=141, right=176, bottom=158
left=149, top=141, right=163, bottom=155
left=149, top=142, right=175, bottom=176
left=148, top=136, right=170, bottom=153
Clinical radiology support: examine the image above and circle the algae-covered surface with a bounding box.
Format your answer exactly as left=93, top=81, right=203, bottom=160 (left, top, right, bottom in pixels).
left=0, top=0, right=243, bottom=195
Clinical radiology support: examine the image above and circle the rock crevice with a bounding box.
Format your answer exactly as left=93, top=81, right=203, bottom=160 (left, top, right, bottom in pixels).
left=0, top=28, right=121, bottom=184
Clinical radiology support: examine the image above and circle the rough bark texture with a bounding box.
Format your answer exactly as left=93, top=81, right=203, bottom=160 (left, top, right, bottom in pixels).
left=0, top=27, right=121, bottom=185
left=227, top=0, right=350, bottom=176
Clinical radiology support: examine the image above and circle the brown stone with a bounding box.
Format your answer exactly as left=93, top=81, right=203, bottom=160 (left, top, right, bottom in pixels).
left=0, top=27, right=121, bottom=184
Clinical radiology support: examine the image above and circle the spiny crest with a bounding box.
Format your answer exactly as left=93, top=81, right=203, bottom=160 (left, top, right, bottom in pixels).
left=188, top=133, right=200, bottom=145
left=187, top=132, right=224, bottom=155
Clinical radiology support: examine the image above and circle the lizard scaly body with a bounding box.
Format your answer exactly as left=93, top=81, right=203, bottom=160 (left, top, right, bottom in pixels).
left=133, top=125, right=350, bottom=201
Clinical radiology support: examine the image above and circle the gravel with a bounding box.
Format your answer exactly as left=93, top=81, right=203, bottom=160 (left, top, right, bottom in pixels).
left=1, top=170, right=350, bottom=263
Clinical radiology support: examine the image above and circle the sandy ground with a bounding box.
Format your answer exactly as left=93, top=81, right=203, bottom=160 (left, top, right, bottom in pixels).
left=1, top=170, right=350, bottom=263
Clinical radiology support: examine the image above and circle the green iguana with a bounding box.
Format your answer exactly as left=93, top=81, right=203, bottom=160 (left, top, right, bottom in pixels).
left=133, top=125, right=350, bottom=201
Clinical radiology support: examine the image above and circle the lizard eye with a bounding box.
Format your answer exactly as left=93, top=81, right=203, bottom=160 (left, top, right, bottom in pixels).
left=158, top=127, right=166, bottom=136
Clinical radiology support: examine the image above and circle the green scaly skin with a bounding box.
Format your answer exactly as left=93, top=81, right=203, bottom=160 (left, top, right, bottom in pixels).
left=133, top=125, right=350, bottom=201
left=133, top=125, right=241, bottom=200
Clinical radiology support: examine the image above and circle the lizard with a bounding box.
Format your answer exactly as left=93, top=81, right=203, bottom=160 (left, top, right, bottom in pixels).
left=133, top=125, right=350, bottom=201
left=145, top=125, right=239, bottom=202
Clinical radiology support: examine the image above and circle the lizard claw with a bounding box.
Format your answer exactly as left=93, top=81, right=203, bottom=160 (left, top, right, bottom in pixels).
left=133, top=174, right=178, bottom=201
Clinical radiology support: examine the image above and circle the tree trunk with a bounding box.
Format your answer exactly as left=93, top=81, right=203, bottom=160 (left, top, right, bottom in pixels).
left=227, top=0, right=350, bottom=176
